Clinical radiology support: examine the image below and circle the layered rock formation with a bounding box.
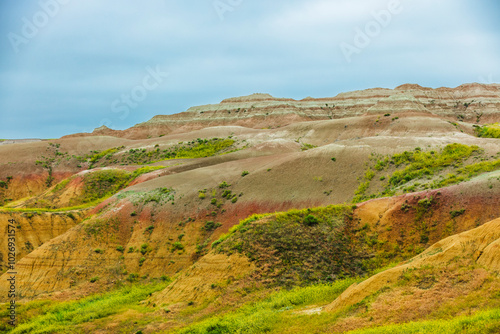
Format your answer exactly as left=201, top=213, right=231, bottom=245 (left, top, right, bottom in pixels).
left=63, top=83, right=500, bottom=140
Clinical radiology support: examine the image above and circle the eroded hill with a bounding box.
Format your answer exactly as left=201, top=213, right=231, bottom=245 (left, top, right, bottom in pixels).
left=0, top=83, right=499, bottom=334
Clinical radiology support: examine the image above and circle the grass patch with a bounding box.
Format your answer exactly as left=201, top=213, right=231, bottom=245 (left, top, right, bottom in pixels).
left=214, top=205, right=371, bottom=287
left=348, top=308, right=500, bottom=334
left=474, top=123, right=500, bottom=139
left=118, top=138, right=236, bottom=165
left=1, top=281, right=169, bottom=334
left=353, top=143, right=500, bottom=202
left=176, top=278, right=359, bottom=334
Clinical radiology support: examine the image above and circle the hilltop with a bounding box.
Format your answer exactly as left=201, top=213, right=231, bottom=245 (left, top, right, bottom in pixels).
left=63, top=83, right=500, bottom=139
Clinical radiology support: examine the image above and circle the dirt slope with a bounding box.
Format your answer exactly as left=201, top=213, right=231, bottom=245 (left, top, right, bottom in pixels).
left=324, top=216, right=500, bottom=312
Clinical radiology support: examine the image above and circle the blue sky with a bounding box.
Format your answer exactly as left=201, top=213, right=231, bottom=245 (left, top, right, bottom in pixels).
left=0, top=0, right=498, bottom=139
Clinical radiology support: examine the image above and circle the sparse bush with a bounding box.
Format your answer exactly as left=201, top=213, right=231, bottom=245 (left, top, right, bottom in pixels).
left=127, top=273, right=139, bottom=282
left=116, top=246, right=124, bottom=253
left=204, top=221, right=222, bottom=231
left=241, top=171, right=249, bottom=177
left=145, top=225, right=154, bottom=234
left=89, top=277, right=99, bottom=283
left=140, top=243, right=150, bottom=255
left=171, top=242, right=184, bottom=252
left=303, top=215, right=319, bottom=226
left=219, top=181, right=231, bottom=188
left=450, top=209, right=465, bottom=218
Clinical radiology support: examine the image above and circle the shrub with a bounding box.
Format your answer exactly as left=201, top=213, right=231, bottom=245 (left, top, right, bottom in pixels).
left=139, top=257, right=146, bottom=266
left=94, top=248, right=104, bottom=254
left=127, top=273, right=139, bottom=282
left=198, top=192, right=206, bottom=199
left=140, top=243, right=150, bottom=255
left=204, top=221, right=222, bottom=231
left=219, top=181, right=231, bottom=188
left=241, top=171, right=249, bottom=177
left=303, top=215, right=319, bottom=226
left=116, top=246, right=124, bottom=253
left=450, top=209, right=465, bottom=218
left=89, top=277, right=99, bottom=283
left=331, top=157, right=336, bottom=161
left=171, top=242, right=184, bottom=252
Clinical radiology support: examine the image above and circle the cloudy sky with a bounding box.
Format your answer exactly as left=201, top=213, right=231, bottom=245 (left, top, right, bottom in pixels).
left=0, top=0, right=499, bottom=139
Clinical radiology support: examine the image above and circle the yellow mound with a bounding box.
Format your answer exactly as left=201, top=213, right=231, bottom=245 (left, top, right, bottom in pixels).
left=325, top=216, right=500, bottom=312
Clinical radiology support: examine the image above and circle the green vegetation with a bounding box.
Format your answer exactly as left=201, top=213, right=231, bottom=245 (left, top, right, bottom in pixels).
left=2, top=282, right=169, bottom=334
left=118, top=138, right=236, bottom=165
left=177, top=278, right=359, bottom=334
left=198, top=189, right=206, bottom=199
left=171, top=241, right=184, bottom=252
left=215, top=205, right=371, bottom=287
left=450, top=209, right=466, bottom=218
left=81, top=169, right=130, bottom=203
left=123, top=187, right=175, bottom=206
left=218, top=181, right=230, bottom=189
left=301, top=143, right=317, bottom=151
left=474, top=123, right=500, bottom=138
left=348, top=308, right=500, bottom=333
left=353, top=144, right=500, bottom=202
left=35, top=142, right=68, bottom=187
left=88, top=147, right=123, bottom=167
left=241, top=170, right=249, bottom=177
left=203, top=221, right=221, bottom=231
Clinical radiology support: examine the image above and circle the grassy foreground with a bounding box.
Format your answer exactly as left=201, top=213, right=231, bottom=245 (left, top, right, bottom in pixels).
left=348, top=308, right=500, bottom=334
left=0, top=281, right=169, bottom=334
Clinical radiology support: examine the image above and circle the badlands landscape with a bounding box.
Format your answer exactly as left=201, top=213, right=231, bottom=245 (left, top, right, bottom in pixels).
left=1, top=83, right=500, bottom=333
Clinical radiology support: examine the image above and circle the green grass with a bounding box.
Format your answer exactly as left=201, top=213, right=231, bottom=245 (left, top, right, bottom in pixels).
left=353, top=143, right=500, bottom=202
left=213, top=205, right=372, bottom=287
left=0, top=203, right=96, bottom=213
left=1, top=281, right=169, bottom=334
left=119, top=138, right=236, bottom=165
left=80, top=169, right=131, bottom=203
left=176, top=278, right=359, bottom=334
left=89, top=147, right=122, bottom=164
left=475, top=123, right=500, bottom=139
left=347, top=308, right=500, bottom=334
left=0, top=166, right=166, bottom=212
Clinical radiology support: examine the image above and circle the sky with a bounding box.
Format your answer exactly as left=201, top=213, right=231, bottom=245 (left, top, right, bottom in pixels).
left=0, top=0, right=499, bottom=139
